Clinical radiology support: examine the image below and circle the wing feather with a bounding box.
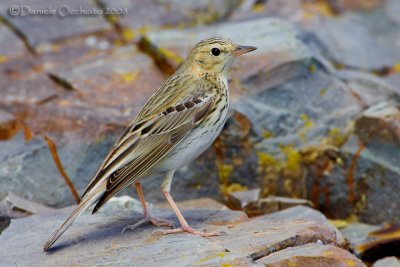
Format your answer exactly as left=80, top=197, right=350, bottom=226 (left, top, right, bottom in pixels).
left=82, top=96, right=214, bottom=207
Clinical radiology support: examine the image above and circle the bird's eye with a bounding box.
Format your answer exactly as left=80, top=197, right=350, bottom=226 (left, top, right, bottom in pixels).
left=211, top=47, right=221, bottom=56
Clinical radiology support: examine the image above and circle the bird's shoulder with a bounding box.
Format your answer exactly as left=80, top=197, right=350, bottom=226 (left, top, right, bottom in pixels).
left=134, top=70, right=224, bottom=125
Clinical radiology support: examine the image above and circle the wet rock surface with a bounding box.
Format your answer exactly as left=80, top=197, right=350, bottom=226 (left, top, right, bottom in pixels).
left=0, top=198, right=356, bottom=266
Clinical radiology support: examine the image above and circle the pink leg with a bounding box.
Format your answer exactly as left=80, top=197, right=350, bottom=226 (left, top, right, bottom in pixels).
left=161, top=191, right=220, bottom=237
left=122, top=183, right=175, bottom=233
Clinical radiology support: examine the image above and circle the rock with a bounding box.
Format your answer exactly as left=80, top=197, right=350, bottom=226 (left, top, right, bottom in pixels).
left=341, top=223, right=400, bottom=263
left=0, top=73, right=57, bottom=106
left=257, top=243, right=366, bottom=267
left=0, top=215, right=10, bottom=234
left=303, top=2, right=400, bottom=70
left=385, top=0, right=400, bottom=25
left=385, top=73, right=400, bottom=95
left=226, top=189, right=313, bottom=217
left=334, top=69, right=397, bottom=107
left=219, top=65, right=362, bottom=199
left=48, top=46, right=165, bottom=115
left=0, top=130, right=122, bottom=207
left=102, top=0, right=241, bottom=34
left=0, top=201, right=349, bottom=266
left=0, top=109, right=18, bottom=140
left=229, top=0, right=304, bottom=23
left=0, top=192, right=54, bottom=232
left=373, top=257, right=400, bottom=267
left=0, top=23, right=26, bottom=57
left=229, top=0, right=384, bottom=24
left=327, top=0, right=384, bottom=13
left=340, top=222, right=380, bottom=246
left=0, top=0, right=110, bottom=47
left=304, top=101, right=400, bottom=222
left=355, top=101, right=400, bottom=144
left=1, top=192, right=55, bottom=215
left=251, top=196, right=314, bottom=217
left=226, top=188, right=260, bottom=210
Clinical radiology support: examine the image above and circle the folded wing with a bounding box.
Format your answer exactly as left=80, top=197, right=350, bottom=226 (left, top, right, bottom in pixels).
left=81, top=96, right=214, bottom=213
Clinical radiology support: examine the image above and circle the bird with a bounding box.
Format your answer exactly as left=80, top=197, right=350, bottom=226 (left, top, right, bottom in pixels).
left=43, top=37, right=256, bottom=251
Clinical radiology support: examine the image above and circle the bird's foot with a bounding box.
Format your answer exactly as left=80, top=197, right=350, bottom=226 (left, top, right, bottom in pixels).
left=122, top=216, right=175, bottom=233
left=160, top=225, right=220, bottom=237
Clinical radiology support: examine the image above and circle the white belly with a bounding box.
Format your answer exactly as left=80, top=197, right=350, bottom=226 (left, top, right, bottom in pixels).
left=153, top=101, right=228, bottom=172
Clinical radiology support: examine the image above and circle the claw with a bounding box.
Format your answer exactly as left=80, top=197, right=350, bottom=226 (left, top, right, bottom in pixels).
left=122, top=216, right=175, bottom=234
left=161, top=225, right=220, bottom=237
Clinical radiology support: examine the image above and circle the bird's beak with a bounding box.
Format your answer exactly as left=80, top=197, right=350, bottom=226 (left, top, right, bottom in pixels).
left=232, top=45, right=257, bottom=56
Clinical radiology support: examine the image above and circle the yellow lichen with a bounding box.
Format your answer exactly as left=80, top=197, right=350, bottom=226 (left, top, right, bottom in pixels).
left=137, top=25, right=150, bottom=35
left=257, top=152, right=278, bottom=168
left=328, top=219, right=349, bottom=229
left=283, top=179, right=293, bottom=192
left=319, top=88, right=327, bottom=96
left=196, top=252, right=226, bottom=264
left=159, top=47, right=183, bottom=64
left=287, top=259, right=298, bottom=267
left=120, top=70, right=139, bottom=83
left=300, top=147, right=320, bottom=164
left=393, top=63, right=400, bottom=72
left=302, top=1, right=336, bottom=19
left=280, top=145, right=302, bottom=174
left=300, top=114, right=314, bottom=130
left=326, top=127, right=347, bottom=147
left=262, top=130, right=274, bottom=139
left=299, top=114, right=314, bottom=141
left=217, top=162, right=233, bottom=185
left=323, top=250, right=334, bottom=256
left=309, top=63, right=317, bottom=73
left=0, top=55, right=7, bottom=64
left=225, top=183, right=247, bottom=194
left=107, top=14, right=118, bottom=24
left=345, top=259, right=356, bottom=267
left=252, top=3, right=265, bottom=13
left=122, top=27, right=135, bottom=41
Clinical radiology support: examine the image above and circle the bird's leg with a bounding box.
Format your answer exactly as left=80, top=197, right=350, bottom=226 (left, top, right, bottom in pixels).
left=160, top=170, right=220, bottom=237
left=122, top=182, right=175, bottom=233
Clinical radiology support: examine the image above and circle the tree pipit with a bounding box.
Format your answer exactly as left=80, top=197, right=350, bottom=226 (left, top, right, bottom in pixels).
left=44, top=37, right=256, bottom=251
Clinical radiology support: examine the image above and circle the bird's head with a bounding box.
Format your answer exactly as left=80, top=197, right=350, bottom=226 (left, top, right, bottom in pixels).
left=186, top=37, right=257, bottom=75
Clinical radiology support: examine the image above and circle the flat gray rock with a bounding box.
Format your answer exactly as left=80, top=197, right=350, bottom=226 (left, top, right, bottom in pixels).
left=0, top=198, right=348, bottom=266
left=373, top=257, right=400, bottom=267
left=0, top=24, right=26, bottom=57
left=341, top=222, right=400, bottom=263
left=0, top=0, right=110, bottom=47
left=48, top=46, right=166, bottom=114
left=257, top=243, right=366, bottom=267
left=303, top=2, right=400, bottom=70
left=103, top=0, right=241, bottom=32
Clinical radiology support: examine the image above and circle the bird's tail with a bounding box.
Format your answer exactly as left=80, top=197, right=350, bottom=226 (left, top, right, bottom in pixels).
left=43, top=187, right=104, bottom=251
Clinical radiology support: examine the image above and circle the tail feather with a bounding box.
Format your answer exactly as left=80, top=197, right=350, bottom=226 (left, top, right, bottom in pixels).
left=43, top=190, right=103, bottom=251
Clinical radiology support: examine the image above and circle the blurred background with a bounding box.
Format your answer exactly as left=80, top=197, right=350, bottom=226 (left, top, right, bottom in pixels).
left=0, top=0, right=399, bottom=263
